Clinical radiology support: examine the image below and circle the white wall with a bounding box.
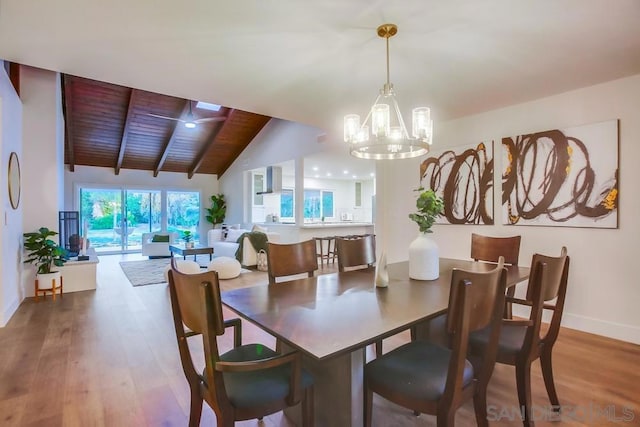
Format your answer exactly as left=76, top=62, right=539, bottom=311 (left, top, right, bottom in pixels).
left=63, top=165, right=219, bottom=242
left=220, top=118, right=328, bottom=225
left=0, top=64, right=24, bottom=326
left=20, top=66, right=64, bottom=299
left=380, top=74, right=640, bottom=344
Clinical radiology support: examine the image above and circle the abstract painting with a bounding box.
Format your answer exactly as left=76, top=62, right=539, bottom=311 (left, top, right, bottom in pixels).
left=502, top=120, right=618, bottom=228
left=419, top=141, right=494, bottom=225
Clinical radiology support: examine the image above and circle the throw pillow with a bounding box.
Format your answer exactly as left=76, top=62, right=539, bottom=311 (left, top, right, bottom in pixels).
left=252, top=224, right=268, bottom=233
left=152, top=234, right=170, bottom=243
left=209, top=229, right=223, bottom=242
left=225, top=229, right=246, bottom=243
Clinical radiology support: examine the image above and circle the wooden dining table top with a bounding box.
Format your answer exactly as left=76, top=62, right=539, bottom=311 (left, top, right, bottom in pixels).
left=221, top=258, right=530, bottom=361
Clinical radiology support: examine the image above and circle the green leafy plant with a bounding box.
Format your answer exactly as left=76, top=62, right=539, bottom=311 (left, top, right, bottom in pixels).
left=23, top=227, right=69, bottom=274
left=182, top=230, right=193, bottom=243
left=408, top=187, right=444, bottom=233
left=205, top=194, right=226, bottom=227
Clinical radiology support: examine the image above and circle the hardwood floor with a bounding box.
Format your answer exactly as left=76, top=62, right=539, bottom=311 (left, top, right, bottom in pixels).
left=0, top=254, right=638, bottom=426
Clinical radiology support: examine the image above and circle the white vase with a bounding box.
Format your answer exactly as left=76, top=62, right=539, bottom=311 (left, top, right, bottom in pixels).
left=409, top=233, right=439, bottom=280
left=375, top=251, right=389, bottom=288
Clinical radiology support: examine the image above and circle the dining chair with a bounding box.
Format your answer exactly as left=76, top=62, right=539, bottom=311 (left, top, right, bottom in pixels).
left=471, top=233, right=522, bottom=318
left=167, top=263, right=315, bottom=427
left=364, top=258, right=507, bottom=427
left=267, top=239, right=318, bottom=285
left=469, top=247, right=570, bottom=427
left=335, top=234, right=376, bottom=272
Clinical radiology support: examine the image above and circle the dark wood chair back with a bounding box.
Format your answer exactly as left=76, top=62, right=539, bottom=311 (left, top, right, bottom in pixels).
left=471, top=233, right=521, bottom=265
left=267, top=240, right=318, bottom=285
left=336, top=234, right=376, bottom=272
left=469, top=246, right=570, bottom=426
left=167, top=263, right=314, bottom=426
left=364, top=258, right=507, bottom=426
left=446, top=258, right=508, bottom=393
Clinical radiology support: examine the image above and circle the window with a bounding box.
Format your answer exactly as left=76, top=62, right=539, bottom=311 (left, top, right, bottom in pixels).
left=253, top=173, right=264, bottom=206
left=280, top=188, right=294, bottom=220
left=355, top=182, right=362, bottom=207
left=167, top=191, right=200, bottom=241
left=304, top=189, right=334, bottom=220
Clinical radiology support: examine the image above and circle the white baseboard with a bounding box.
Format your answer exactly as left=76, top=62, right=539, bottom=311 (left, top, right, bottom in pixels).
left=1, top=296, right=22, bottom=327
left=512, top=307, right=640, bottom=345
left=561, top=313, right=640, bottom=345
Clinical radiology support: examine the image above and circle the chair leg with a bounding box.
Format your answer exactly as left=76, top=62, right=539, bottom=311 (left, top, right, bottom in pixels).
left=505, top=286, right=515, bottom=319
left=436, top=409, right=455, bottom=427
left=188, top=387, right=203, bottom=427
left=364, top=383, right=373, bottom=427
left=302, top=385, right=314, bottom=427
left=375, top=340, right=383, bottom=358
left=473, top=387, right=489, bottom=427
left=515, top=361, right=534, bottom=427
left=540, top=349, right=560, bottom=410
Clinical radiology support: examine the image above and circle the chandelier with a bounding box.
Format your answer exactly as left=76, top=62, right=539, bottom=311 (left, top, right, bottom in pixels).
left=344, top=24, right=433, bottom=160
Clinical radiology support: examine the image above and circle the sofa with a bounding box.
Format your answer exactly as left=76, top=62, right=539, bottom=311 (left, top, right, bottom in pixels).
left=141, top=232, right=179, bottom=257
left=207, top=226, right=280, bottom=267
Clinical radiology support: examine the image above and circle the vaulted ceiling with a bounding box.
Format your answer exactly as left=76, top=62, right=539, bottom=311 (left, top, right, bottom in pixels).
left=62, top=75, right=270, bottom=177
left=1, top=1, right=640, bottom=176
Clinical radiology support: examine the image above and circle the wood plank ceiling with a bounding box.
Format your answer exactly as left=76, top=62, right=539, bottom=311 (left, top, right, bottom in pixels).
left=62, top=75, right=271, bottom=178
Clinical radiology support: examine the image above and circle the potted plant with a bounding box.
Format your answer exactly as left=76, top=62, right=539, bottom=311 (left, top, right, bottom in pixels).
left=205, top=194, right=226, bottom=228
left=182, top=230, right=194, bottom=249
left=408, top=187, right=444, bottom=280
left=23, top=227, right=69, bottom=290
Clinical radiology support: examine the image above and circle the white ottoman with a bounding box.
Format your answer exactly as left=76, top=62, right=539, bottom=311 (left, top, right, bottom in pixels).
left=164, top=259, right=202, bottom=282
left=208, top=256, right=242, bottom=279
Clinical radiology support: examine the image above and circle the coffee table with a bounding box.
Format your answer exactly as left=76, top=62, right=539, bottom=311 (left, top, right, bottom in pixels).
left=169, top=244, right=214, bottom=261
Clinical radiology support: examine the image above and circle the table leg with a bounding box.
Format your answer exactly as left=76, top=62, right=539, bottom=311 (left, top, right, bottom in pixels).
left=282, top=343, right=365, bottom=427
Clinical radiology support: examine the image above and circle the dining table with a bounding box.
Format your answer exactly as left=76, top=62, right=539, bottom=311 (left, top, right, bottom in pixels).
left=221, top=258, right=530, bottom=427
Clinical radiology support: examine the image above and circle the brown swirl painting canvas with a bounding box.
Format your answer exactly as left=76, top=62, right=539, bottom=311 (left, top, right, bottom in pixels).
left=420, top=141, right=494, bottom=225
left=502, top=120, right=619, bottom=228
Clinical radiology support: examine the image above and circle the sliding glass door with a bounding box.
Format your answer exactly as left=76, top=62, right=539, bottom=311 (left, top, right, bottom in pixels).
left=80, top=187, right=164, bottom=254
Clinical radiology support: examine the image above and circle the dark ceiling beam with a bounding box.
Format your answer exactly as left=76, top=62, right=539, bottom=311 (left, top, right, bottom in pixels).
left=187, top=109, right=235, bottom=179
left=218, top=116, right=271, bottom=177
left=115, top=89, right=139, bottom=175
left=8, top=62, right=20, bottom=96
left=62, top=75, right=76, bottom=172
left=154, top=100, right=191, bottom=177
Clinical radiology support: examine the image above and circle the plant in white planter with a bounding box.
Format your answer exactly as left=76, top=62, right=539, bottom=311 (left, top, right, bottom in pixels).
left=23, top=227, right=69, bottom=289
left=408, top=187, right=444, bottom=280
left=182, top=230, right=194, bottom=249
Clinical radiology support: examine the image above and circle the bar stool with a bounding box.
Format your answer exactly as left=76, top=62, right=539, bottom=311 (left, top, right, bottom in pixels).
left=314, top=236, right=336, bottom=267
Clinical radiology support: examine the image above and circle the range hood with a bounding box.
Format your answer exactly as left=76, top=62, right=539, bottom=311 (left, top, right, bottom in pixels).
left=256, top=166, right=282, bottom=195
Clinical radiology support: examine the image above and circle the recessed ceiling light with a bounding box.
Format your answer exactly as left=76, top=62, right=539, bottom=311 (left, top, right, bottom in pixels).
left=370, top=173, right=375, bottom=177
left=352, top=175, right=357, bottom=179
left=314, top=174, right=319, bottom=178
left=326, top=172, right=332, bottom=177
left=312, top=166, right=319, bottom=171
left=343, top=170, right=349, bottom=174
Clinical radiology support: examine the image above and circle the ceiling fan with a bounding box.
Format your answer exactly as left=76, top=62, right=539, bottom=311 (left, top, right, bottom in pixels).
left=147, top=100, right=226, bottom=128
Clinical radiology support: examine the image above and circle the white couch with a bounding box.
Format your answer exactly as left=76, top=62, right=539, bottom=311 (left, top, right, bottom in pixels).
left=141, top=232, right=179, bottom=257
left=207, top=227, right=279, bottom=267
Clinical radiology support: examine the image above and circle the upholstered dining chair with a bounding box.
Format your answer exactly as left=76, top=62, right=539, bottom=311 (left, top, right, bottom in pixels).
left=469, top=247, right=570, bottom=427
left=267, top=240, right=318, bottom=285
left=471, top=233, right=522, bottom=318
left=364, top=258, right=507, bottom=427
left=167, top=263, right=315, bottom=427
left=335, top=234, right=376, bottom=272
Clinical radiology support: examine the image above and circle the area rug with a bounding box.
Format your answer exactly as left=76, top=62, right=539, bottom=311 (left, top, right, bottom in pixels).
left=120, top=256, right=251, bottom=287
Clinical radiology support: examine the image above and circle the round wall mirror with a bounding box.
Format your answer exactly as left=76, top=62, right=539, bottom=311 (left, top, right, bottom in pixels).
left=8, top=152, right=21, bottom=209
